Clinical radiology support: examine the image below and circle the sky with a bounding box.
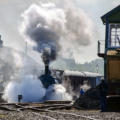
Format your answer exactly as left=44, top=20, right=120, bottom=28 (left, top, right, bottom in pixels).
left=0, top=0, right=119, bottom=64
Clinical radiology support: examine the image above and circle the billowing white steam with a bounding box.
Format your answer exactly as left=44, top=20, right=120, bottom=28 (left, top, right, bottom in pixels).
left=3, top=75, right=72, bottom=103
left=80, top=81, right=91, bottom=92
left=45, top=84, right=72, bottom=100
left=3, top=75, right=46, bottom=103
left=2, top=50, right=72, bottom=102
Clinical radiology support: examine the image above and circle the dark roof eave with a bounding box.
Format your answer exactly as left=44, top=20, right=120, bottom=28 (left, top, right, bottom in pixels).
left=101, top=5, right=120, bottom=24
left=101, top=17, right=106, bottom=25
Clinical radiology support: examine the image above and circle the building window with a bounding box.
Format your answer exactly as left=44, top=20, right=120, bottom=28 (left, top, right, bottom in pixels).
left=109, top=24, right=120, bottom=48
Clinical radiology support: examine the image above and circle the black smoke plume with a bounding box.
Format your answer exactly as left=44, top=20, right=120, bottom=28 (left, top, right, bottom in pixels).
left=20, top=2, right=95, bottom=63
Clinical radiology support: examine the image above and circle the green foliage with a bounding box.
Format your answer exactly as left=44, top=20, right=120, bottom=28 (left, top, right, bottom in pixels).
left=51, top=58, right=104, bottom=75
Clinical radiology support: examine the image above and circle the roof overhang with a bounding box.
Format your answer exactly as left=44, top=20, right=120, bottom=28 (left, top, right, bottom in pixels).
left=101, top=5, right=120, bottom=24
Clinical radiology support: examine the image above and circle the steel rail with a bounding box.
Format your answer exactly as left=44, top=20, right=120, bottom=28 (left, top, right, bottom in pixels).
left=32, top=112, right=57, bottom=120
left=44, top=110, right=100, bottom=120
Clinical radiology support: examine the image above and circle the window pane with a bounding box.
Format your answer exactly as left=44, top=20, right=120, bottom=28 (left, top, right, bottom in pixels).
left=109, top=24, right=120, bottom=47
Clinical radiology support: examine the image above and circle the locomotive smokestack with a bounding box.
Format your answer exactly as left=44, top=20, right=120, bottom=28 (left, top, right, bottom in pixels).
left=45, top=64, right=49, bottom=75
left=39, top=48, right=56, bottom=88
left=41, top=49, right=50, bottom=75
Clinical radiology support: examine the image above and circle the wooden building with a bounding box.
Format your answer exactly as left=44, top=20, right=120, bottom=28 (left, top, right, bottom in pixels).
left=98, top=5, right=120, bottom=110
left=63, top=70, right=102, bottom=93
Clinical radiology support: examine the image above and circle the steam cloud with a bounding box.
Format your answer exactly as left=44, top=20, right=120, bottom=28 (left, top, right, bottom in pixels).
left=20, top=3, right=63, bottom=64
left=2, top=1, right=95, bottom=103
left=3, top=75, right=72, bottom=102
left=45, top=84, right=72, bottom=100
left=20, top=2, right=95, bottom=63
left=2, top=51, right=72, bottom=103
left=3, top=75, right=46, bottom=103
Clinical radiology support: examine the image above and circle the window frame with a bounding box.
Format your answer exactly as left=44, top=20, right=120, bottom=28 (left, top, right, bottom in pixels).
left=108, top=23, right=120, bottom=49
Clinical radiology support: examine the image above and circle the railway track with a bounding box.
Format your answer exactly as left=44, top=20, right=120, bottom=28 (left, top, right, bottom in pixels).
left=17, top=104, right=100, bottom=120
left=0, top=102, right=100, bottom=120
left=0, top=102, right=119, bottom=120
left=39, top=109, right=100, bottom=120
left=32, top=112, right=57, bottom=120
left=31, top=111, right=100, bottom=120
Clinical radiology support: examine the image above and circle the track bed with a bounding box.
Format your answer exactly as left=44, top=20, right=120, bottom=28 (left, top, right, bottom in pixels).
left=0, top=102, right=119, bottom=120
